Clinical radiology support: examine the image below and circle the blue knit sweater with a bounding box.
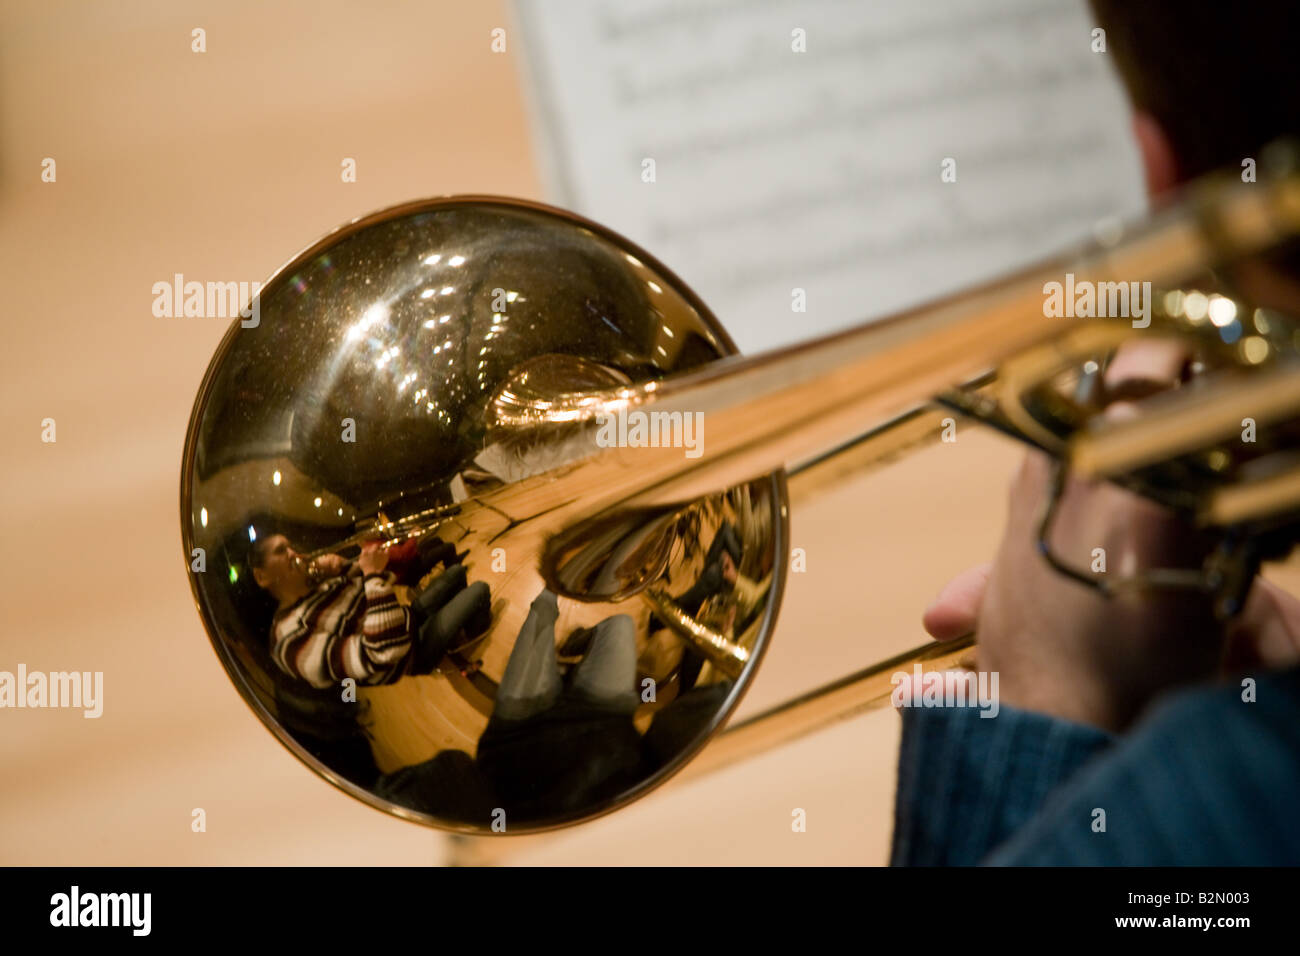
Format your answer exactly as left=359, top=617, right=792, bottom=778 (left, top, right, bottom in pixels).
left=890, top=666, right=1300, bottom=865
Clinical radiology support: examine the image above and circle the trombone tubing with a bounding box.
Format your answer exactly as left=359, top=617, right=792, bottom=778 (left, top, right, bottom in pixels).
left=561, top=175, right=1298, bottom=519
left=674, top=635, right=977, bottom=785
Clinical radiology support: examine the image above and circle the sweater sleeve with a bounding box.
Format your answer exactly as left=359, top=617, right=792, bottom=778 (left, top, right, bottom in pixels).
left=891, top=667, right=1300, bottom=866
left=890, top=703, right=1114, bottom=866
left=984, top=668, right=1300, bottom=865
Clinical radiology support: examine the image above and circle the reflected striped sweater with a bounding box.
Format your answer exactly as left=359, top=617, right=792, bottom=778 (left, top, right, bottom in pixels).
left=269, top=566, right=413, bottom=690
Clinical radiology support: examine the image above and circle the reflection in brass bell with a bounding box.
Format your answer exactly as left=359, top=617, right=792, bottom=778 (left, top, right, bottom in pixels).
left=181, top=197, right=787, bottom=833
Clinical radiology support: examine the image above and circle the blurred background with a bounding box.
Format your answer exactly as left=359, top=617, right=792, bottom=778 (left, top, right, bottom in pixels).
left=2, top=0, right=1279, bottom=865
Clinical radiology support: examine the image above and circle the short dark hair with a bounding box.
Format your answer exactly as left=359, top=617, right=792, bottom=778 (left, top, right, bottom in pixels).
left=247, top=534, right=277, bottom=571
left=1089, top=1, right=1300, bottom=180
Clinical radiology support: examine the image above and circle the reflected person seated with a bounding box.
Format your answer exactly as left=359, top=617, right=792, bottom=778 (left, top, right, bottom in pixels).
left=674, top=520, right=742, bottom=617
left=697, top=549, right=767, bottom=639
left=475, top=589, right=647, bottom=821
left=670, top=520, right=765, bottom=688
left=374, top=586, right=746, bottom=824
left=249, top=532, right=489, bottom=691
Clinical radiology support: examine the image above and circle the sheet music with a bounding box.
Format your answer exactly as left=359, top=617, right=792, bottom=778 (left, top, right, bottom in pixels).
left=512, top=0, right=1146, bottom=354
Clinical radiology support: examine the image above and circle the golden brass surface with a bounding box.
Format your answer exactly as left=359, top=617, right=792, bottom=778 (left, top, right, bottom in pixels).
left=183, top=157, right=1300, bottom=833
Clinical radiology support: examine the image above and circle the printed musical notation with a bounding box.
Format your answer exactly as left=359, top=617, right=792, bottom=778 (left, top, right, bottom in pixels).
left=513, top=0, right=1146, bottom=353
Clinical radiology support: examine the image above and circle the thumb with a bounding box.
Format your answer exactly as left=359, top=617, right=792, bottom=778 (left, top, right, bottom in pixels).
left=922, top=562, right=992, bottom=641
left=1225, top=576, right=1300, bottom=670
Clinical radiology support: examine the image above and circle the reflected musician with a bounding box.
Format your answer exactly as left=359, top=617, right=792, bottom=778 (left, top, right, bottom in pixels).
left=248, top=532, right=488, bottom=691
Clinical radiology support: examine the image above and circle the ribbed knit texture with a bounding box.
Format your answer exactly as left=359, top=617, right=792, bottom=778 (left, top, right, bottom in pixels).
left=891, top=666, right=1300, bottom=865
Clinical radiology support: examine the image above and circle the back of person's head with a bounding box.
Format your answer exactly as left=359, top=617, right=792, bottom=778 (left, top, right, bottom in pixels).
left=1090, top=1, right=1299, bottom=180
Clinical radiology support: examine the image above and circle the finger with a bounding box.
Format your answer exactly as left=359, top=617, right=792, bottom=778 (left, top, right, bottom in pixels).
left=922, top=562, right=992, bottom=641
left=1102, top=339, right=1191, bottom=402
left=1226, top=576, right=1300, bottom=670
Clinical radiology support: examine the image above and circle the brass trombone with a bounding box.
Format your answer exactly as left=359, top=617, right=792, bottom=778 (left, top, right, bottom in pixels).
left=182, top=147, right=1300, bottom=833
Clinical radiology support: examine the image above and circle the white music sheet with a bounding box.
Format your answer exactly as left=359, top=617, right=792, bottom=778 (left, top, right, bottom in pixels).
left=511, top=0, right=1147, bottom=354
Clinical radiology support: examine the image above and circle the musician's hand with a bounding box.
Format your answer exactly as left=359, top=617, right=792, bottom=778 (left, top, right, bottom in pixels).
left=358, top=541, right=389, bottom=576
left=921, top=341, right=1264, bottom=733
left=927, top=541, right=1300, bottom=728
left=313, top=553, right=347, bottom=577
left=1224, top=576, right=1300, bottom=670
left=720, top=550, right=738, bottom=587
